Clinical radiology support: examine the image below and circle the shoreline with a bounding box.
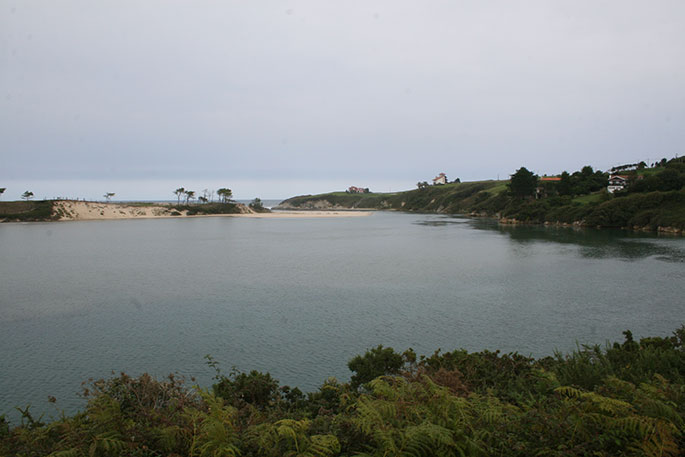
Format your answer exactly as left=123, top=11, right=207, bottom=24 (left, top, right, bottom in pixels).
left=0, top=200, right=374, bottom=223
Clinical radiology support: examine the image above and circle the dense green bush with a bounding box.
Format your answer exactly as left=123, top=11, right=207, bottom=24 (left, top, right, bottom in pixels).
left=347, top=345, right=405, bottom=389
left=0, top=201, right=56, bottom=221
left=175, top=202, right=243, bottom=215
left=584, top=190, right=685, bottom=229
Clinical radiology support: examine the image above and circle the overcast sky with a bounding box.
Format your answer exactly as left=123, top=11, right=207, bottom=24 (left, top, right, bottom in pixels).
left=1, top=1, right=684, bottom=200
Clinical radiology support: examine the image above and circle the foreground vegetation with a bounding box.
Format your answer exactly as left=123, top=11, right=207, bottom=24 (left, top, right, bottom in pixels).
left=2, top=327, right=684, bottom=456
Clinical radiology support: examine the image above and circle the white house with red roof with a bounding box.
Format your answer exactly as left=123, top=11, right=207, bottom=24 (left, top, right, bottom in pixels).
left=433, top=173, right=447, bottom=185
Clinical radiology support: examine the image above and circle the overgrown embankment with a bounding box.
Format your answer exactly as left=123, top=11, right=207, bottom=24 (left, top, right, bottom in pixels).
left=2, top=327, right=684, bottom=456
left=0, top=201, right=56, bottom=222
left=499, top=190, right=685, bottom=233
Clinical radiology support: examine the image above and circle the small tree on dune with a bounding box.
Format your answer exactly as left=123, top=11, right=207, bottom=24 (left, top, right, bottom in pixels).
left=249, top=198, right=264, bottom=210
left=103, top=192, right=115, bottom=202
left=22, top=191, right=34, bottom=201
left=217, top=188, right=233, bottom=203
left=174, top=187, right=185, bottom=205
left=184, top=190, right=195, bottom=204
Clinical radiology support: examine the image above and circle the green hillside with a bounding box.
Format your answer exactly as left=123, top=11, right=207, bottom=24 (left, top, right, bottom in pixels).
left=278, top=159, right=685, bottom=232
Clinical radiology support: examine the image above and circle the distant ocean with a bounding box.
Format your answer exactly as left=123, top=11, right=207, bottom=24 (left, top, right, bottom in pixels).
left=235, top=199, right=284, bottom=209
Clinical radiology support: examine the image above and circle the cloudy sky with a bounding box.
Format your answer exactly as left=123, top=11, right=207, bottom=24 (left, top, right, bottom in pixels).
left=1, top=1, right=684, bottom=200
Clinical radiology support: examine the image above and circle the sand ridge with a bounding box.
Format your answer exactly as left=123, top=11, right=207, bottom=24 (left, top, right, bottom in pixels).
left=52, top=201, right=372, bottom=221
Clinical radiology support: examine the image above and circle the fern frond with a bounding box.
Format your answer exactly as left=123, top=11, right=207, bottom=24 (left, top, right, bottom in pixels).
left=583, top=392, right=633, bottom=415
left=89, top=431, right=126, bottom=457
left=636, top=397, right=683, bottom=427
left=307, top=434, right=341, bottom=457
left=616, top=416, right=653, bottom=437
left=639, top=419, right=680, bottom=457
left=554, top=386, right=584, bottom=398
left=48, top=449, right=83, bottom=457
left=198, top=441, right=241, bottom=457
left=403, top=422, right=454, bottom=454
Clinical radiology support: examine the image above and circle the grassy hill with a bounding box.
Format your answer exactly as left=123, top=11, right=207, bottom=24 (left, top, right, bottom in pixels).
left=278, top=180, right=506, bottom=213
left=278, top=159, right=685, bottom=232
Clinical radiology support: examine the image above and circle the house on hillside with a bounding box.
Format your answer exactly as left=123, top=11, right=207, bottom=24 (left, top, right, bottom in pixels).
left=347, top=186, right=370, bottom=194
left=607, top=175, right=629, bottom=193
left=536, top=176, right=561, bottom=198
left=433, top=173, right=447, bottom=185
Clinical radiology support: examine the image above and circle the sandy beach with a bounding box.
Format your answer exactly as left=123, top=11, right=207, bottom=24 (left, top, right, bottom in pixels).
left=232, top=210, right=372, bottom=218
left=52, top=201, right=371, bottom=221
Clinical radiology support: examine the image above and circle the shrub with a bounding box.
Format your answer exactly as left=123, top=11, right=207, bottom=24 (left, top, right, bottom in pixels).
left=348, top=345, right=404, bottom=389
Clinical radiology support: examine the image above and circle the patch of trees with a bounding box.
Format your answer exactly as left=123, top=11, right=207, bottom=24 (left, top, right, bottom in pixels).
left=611, top=161, right=647, bottom=173
left=173, top=188, right=196, bottom=204
left=556, top=166, right=608, bottom=197
left=623, top=159, right=685, bottom=194
left=217, top=188, right=233, bottom=203
left=499, top=188, right=685, bottom=229
left=2, top=327, right=684, bottom=456
left=174, top=187, right=234, bottom=205
left=508, top=167, right=538, bottom=198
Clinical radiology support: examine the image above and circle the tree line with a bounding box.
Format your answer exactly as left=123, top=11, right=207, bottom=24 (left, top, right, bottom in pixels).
left=174, top=187, right=234, bottom=205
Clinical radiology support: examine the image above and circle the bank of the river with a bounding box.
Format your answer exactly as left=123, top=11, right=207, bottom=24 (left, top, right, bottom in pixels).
left=277, top=184, right=685, bottom=235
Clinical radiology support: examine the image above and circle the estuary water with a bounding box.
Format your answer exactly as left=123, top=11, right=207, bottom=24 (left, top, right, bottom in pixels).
left=1, top=212, right=684, bottom=423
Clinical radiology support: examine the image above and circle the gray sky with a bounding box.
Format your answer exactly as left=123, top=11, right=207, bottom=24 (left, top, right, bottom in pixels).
left=2, top=1, right=684, bottom=200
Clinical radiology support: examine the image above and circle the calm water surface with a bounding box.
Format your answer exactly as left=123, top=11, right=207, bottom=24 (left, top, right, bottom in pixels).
left=1, top=212, right=683, bottom=422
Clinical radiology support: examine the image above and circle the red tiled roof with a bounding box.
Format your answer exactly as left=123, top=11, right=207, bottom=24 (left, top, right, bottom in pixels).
left=540, top=177, right=561, bottom=181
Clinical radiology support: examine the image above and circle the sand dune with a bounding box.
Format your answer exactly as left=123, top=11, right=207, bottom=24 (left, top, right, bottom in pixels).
left=52, top=201, right=371, bottom=221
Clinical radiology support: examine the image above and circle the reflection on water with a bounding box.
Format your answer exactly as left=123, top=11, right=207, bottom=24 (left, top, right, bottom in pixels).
left=464, top=217, right=685, bottom=262
left=413, top=218, right=470, bottom=227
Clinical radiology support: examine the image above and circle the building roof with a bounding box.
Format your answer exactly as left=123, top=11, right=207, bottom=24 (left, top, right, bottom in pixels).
left=540, top=177, right=561, bottom=182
